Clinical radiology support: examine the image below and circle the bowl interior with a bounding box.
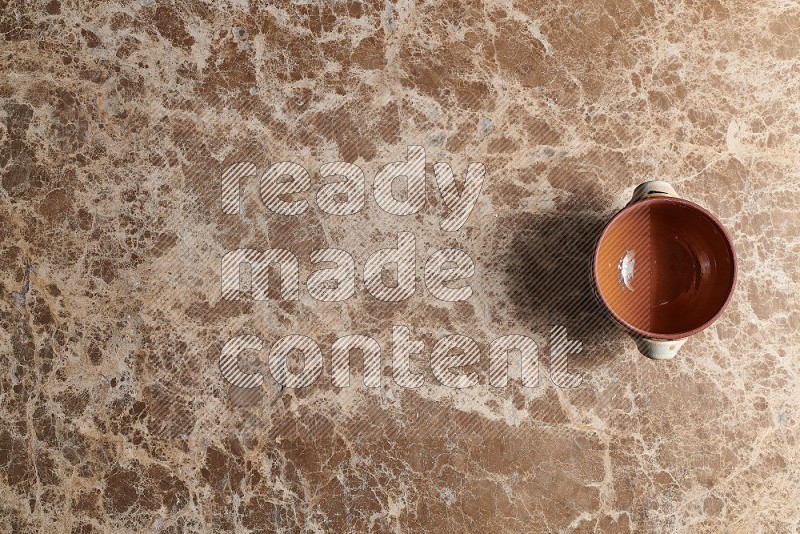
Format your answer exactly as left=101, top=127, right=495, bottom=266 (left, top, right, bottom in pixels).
left=594, top=197, right=736, bottom=338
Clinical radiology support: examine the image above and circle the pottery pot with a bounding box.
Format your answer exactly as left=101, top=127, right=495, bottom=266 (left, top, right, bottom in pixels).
left=593, top=181, right=737, bottom=359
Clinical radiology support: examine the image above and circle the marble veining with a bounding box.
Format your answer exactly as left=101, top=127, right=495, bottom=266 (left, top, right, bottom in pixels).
left=1, top=0, right=799, bottom=532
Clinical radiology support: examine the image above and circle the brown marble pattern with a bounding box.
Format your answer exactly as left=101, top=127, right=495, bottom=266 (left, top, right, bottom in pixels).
left=1, top=0, right=799, bottom=532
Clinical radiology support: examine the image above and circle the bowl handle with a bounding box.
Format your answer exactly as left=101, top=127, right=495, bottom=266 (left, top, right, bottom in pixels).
left=627, top=180, right=679, bottom=205
left=634, top=336, right=687, bottom=360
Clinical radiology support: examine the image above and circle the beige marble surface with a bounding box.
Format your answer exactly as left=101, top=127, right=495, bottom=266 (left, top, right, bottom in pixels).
left=1, top=0, right=799, bottom=532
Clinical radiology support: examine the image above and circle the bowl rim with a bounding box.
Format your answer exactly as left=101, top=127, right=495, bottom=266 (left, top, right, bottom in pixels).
left=592, top=195, right=738, bottom=340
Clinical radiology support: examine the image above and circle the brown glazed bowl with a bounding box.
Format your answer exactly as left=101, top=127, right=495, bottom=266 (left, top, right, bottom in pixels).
left=593, top=184, right=736, bottom=357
